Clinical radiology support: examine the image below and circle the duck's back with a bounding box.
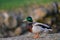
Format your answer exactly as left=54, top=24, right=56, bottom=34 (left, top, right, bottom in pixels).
left=33, top=22, right=52, bottom=29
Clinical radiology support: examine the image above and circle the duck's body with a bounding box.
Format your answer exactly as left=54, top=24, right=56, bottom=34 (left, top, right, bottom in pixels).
left=32, top=22, right=52, bottom=33
left=3, top=12, right=17, bottom=29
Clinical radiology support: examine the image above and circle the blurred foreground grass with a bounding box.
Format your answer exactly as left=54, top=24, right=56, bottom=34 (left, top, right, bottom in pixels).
left=0, top=0, right=60, bottom=10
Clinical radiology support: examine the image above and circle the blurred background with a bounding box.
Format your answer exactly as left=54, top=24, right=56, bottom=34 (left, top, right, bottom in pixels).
left=0, top=0, right=60, bottom=38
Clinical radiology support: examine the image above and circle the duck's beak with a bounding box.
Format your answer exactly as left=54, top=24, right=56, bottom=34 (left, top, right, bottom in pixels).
left=23, top=19, right=27, bottom=22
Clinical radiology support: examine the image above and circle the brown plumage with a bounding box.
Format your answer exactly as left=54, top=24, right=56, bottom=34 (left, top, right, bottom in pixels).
left=4, top=15, right=17, bottom=29
left=14, top=27, right=22, bottom=36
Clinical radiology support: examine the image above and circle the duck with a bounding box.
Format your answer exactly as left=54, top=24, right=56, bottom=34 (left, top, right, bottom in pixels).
left=23, top=16, right=52, bottom=38
left=3, top=12, right=17, bottom=29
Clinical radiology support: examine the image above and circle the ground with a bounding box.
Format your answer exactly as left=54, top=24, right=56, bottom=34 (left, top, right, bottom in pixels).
left=0, top=32, right=60, bottom=40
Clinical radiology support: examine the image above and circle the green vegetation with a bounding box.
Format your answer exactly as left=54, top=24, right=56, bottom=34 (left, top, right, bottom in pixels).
left=0, top=0, right=60, bottom=10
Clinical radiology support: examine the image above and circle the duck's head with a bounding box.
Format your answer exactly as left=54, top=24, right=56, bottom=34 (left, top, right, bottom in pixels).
left=23, top=16, right=33, bottom=32
left=23, top=16, right=33, bottom=23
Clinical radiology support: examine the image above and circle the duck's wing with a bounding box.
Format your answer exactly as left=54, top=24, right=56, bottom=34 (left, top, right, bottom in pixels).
left=33, top=22, right=52, bottom=29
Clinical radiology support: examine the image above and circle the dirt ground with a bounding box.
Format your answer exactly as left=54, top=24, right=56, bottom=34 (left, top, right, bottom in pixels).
left=0, top=32, right=60, bottom=40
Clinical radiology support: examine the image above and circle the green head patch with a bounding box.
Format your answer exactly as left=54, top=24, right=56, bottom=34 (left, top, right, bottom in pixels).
left=26, top=16, right=33, bottom=22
